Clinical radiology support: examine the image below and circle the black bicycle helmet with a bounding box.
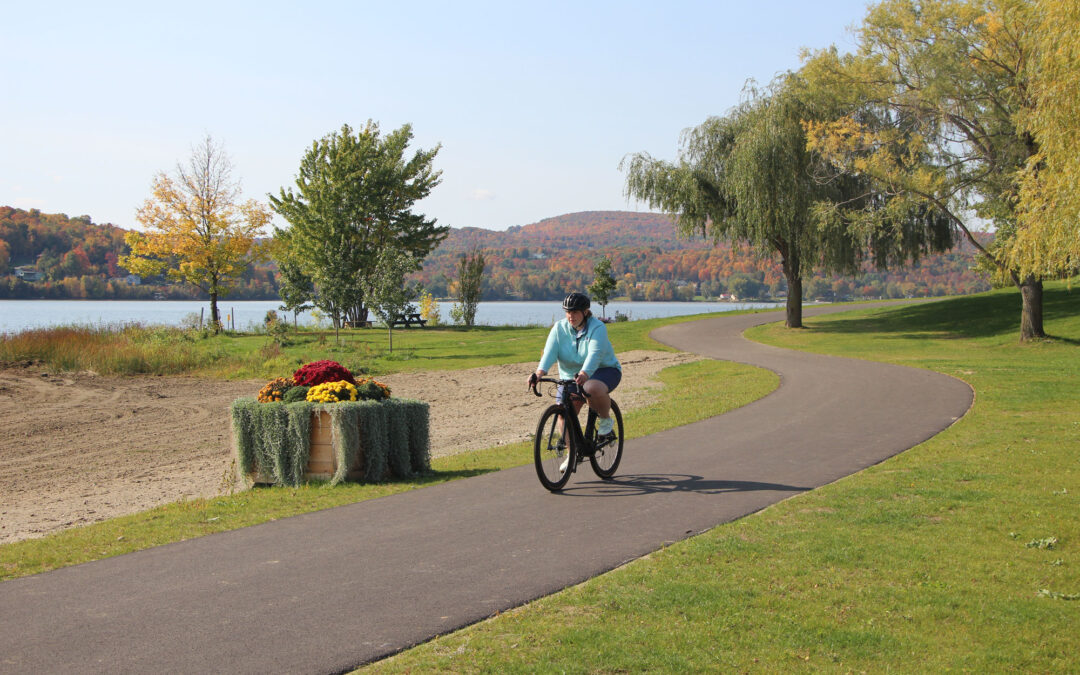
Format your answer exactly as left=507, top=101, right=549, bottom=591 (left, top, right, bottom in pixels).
left=562, top=292, right=591, bottom=311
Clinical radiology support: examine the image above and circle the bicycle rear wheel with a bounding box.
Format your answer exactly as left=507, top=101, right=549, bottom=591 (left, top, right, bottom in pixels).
left=534, top=405, right=574, bottom=491
left=589, top=399, right=624, bottom=479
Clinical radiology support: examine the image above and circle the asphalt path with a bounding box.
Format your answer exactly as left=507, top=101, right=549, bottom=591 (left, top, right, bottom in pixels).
left=0, top=303, right=973, bottom=674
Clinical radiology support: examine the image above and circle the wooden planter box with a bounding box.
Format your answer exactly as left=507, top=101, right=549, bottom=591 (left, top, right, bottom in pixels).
left=232, top=398, right=430, bottom=487
left=247, top=411, right=364, bottom=484
left=304, top=411, right=364, bottom=481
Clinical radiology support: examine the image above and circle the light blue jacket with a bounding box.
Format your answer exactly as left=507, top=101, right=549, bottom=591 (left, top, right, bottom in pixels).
left=538, top=315, right=621, bottom=379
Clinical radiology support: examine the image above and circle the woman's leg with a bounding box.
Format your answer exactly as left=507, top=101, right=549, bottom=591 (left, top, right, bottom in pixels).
left=582, top=378, right=610, bottom=418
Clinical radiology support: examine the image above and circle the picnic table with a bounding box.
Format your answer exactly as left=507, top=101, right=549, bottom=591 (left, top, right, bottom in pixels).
left=391, top=312, right=427, bottom=328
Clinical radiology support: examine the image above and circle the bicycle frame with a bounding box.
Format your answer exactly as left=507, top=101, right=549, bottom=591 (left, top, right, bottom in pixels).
left=531, top=377, right=595, bottom=458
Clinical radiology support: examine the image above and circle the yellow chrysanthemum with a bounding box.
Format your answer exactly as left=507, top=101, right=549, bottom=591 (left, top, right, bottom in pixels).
left=306, top=380, right=359, bottom=403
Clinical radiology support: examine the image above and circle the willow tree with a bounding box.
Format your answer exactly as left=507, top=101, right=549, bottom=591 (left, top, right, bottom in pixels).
left=623, top=74, right=951, bottom=328
left=122, top=136, right=271, bottom=331
left=270, top=121, right=446, bottom=330
left=1010, top=0, right=1080, bottom=278
left=803, top=0, right=1056, bottom=340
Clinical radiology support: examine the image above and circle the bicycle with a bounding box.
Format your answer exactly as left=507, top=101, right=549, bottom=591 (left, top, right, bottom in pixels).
left=529, top=376, right=624, bottom=491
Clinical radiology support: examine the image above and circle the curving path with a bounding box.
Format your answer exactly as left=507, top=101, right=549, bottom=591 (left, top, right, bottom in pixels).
left=0, top=304, right=973, bottom=674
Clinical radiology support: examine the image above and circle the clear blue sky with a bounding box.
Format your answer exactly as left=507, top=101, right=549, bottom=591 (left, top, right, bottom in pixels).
left=2, top=1, right=869, bottom=232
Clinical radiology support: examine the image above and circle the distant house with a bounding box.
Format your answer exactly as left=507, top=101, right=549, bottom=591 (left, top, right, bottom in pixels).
left=14, top=266, right=42, bottom=282
left=124, top=274, right=142, bottom=286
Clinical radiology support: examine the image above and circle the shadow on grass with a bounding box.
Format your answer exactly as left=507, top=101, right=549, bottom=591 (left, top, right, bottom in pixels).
left=412, top=468, right=500, bottom=482
left=286, top=467, right=501, bottom=490
left=805, top=287, right=1079, bottom=342
left=559, top=473, right=811, bottom=498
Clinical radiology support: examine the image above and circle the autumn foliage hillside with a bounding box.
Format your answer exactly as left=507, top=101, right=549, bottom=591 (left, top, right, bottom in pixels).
left=417, top=210, right=992, bottom=301
left=1, top=205, right=992, bottom=303
left=0, top=206, right=279, bottom=300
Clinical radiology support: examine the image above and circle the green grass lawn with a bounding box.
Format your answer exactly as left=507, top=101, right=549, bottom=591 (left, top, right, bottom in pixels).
left=365, top=285, right=1079, bottom=673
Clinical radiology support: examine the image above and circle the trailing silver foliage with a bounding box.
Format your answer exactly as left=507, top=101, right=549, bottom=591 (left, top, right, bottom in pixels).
left=403, top=400, right=430, bottom=473
left=230, top=397, right=430, bottom=487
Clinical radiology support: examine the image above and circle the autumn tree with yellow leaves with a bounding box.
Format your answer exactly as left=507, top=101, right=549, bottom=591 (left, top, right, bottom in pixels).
left=802, top=0, right=1058, bottom=341
left=122, top=136, right=271, bottom=331
left=1011, top=0, right=1080, bottom=279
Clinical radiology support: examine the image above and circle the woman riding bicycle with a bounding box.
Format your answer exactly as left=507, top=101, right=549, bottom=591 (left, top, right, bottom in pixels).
left=528, top=292, right=622, bottom=439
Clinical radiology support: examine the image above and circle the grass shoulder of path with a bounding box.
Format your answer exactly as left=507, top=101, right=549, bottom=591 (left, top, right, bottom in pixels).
left=0, top=309, right=759, bottom=379
left=366, top=285, right=1079, bottom=673
left=0, top=358, right=776, bottom=581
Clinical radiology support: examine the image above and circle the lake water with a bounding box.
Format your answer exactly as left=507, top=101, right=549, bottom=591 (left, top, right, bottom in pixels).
left=0, top=299, right=782, bottom=334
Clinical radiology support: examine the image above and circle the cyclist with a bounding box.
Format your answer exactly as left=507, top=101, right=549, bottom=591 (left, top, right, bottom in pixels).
left=528, top=292, right=622, bottom=441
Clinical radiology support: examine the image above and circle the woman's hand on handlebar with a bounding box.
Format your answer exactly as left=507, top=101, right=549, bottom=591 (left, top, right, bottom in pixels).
left=574, top=371, right=589, bottom=388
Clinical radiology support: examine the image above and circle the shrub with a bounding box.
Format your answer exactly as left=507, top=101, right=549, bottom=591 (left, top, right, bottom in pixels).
left=356, top=377, right=391, bottom=401
left=282, top=385, right=310, bottom=403
left=293, top=359, right=357, bottom=387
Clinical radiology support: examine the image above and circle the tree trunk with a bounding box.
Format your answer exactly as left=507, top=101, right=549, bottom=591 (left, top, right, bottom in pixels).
left=209, top=292, right=220, bottom=333
left=1017, top=275, right=1046, bottom=342
left=776, top=240, right=802, bottom=328
left=785, top=275, right=803, bottom=328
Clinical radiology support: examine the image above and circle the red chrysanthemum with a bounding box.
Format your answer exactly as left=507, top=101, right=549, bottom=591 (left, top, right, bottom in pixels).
left=292, top=360, right=357, bottom=387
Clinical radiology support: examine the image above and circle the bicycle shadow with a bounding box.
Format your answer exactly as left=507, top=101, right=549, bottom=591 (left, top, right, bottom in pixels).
left=558, top=473, right=811, bottom=498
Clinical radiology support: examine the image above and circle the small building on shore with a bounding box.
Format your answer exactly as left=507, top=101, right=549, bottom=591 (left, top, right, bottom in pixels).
left=13, top=266, right=42, bottom=282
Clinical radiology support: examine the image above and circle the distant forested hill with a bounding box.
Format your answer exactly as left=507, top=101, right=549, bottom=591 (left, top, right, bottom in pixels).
left=1, top=205, right=991, bottom=302
left=0, top=206, right=279, bottom=300
left=417, top=210, right=992, bottom=301
left=440, top=211, right=703, bottom=253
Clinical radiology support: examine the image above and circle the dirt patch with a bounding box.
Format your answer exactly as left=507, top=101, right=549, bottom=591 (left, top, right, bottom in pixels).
left=0, top=350, right=700, bottom=545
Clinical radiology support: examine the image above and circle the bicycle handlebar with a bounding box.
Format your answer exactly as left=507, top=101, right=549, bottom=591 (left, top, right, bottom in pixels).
left=530, top=376, right=589, bottom=399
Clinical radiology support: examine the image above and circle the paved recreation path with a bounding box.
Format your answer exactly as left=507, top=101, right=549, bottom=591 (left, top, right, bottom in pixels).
left=0, top=304, right=973, bottom=674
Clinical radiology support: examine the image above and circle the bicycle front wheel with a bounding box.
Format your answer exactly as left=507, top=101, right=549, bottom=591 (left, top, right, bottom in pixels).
left=589, top=399, right=624, bottom=479
left=534, top=405, right=573, bottom=491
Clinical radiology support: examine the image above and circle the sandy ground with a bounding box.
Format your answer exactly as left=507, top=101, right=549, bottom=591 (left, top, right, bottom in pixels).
left=0, top=350, right=700, bottom=545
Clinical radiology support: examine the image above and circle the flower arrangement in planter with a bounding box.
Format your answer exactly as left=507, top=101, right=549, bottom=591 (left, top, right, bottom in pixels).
left=231, top=360, right=429, bottom=487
